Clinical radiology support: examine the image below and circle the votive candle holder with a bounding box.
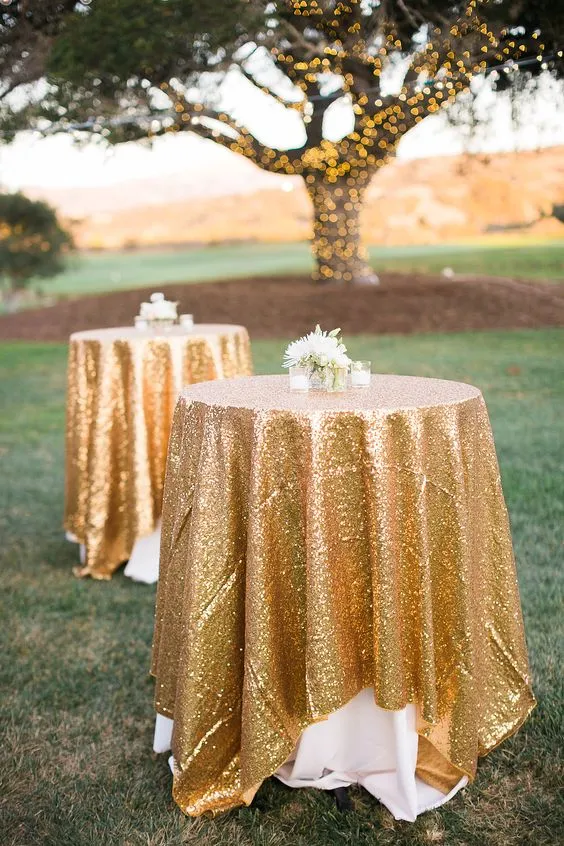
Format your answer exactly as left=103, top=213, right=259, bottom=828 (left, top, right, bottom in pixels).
left=289, top=365, right=310, bottom=392
left=350, top=361, right=371, bottom=388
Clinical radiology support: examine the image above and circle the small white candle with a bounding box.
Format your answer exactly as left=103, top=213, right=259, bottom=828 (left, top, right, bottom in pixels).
left=289, top=374, right=309, bottom=392
left=180, top=314, right=194, bottom=329
left=351, top=370, right=370, bottom=387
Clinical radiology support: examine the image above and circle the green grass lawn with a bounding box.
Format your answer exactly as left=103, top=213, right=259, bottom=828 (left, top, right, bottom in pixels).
left=1, top=329, right=563, bottom=846
left=38, top=239, right=564, bottom=297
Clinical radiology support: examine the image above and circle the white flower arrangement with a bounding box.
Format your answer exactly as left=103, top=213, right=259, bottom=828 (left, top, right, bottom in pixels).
left=283, top=325, right=351, bottom=371
left=139, top=292, right=178, bottom=323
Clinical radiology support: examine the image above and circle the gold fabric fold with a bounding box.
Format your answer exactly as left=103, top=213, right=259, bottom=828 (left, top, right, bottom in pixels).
left=151, top=375, right=535, bottom=816
left=64, top=325, right=253, bottom=579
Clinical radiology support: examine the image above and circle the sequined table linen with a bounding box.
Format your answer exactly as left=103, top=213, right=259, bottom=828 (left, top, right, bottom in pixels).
left=64, top=325, right=253, bottom=579
left=151, top=374, right=535, bottom=816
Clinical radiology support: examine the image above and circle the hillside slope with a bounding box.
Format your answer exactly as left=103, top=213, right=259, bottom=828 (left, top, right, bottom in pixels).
left=27, top=146, right=564, bottom=249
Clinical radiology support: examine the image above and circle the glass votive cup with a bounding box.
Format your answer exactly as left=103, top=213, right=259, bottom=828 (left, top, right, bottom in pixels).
left=180, top=313, right=194, bottom=329
left=289, top=365, right=310, bottom=392
left=350, top=360, right=371, bottom=388
left=134, top=316, right=148, bottom=331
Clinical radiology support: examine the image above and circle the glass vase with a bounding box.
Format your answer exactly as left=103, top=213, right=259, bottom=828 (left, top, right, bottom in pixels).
left=308, top=365, right=348, bottom=392
left=148, top=318, right=177, bottom=332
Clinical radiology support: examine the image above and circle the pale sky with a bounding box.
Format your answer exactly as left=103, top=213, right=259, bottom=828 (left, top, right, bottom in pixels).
left=2, top=72, right=563, bottom=192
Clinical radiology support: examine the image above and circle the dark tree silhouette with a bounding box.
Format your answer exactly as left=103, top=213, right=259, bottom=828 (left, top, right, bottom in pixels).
left=0, top=191, right=73, bottom=298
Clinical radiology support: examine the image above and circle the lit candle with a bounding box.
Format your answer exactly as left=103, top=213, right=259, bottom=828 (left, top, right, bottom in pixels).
left=351, top=370, right=370, bottom=387
left=289, top=374, right=309, bottom=392
left=350, top=361, right=371, bottom=387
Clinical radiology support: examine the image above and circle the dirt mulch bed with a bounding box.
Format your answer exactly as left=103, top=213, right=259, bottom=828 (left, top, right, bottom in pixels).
left=1, top=272, right=563, bottom=342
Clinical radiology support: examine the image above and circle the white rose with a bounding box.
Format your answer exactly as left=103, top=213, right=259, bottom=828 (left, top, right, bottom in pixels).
left=335, top=352, right=351, bottom=367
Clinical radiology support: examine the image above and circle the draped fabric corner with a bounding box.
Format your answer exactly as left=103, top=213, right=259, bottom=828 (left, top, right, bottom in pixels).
left=151, top=375, right=536, bottom=817
left=64, top=326, right=253, bottom=579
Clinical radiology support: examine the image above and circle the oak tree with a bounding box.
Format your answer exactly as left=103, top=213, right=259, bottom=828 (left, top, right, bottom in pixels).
left=1, top=1, right=561, bottom=283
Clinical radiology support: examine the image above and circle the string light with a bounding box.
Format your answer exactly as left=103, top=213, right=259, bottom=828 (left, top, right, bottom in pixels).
left=42, top=0, right=553, bottom=284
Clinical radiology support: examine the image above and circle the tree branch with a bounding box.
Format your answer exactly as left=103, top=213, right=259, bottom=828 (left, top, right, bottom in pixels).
left=183, top=110, right=304, bottom=175
left=278, top=17, right=325, bottom=58
left=237, top=64, right=304, bottom=109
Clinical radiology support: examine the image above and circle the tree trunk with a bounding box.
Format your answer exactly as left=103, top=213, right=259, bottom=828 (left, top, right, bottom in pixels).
left=306, top=174, right=378, bottom=285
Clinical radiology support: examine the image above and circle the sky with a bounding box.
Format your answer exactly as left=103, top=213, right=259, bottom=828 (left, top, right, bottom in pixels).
left=1, top=72, right=563, bottom=192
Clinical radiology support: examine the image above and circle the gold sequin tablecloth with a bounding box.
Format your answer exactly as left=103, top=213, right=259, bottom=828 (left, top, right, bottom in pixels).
left=64, top=325, right=253, bottom=579
left=151, top=374, right=535, bottom=816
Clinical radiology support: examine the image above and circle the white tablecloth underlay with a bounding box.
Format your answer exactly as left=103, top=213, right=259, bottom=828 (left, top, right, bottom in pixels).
left=153, top=688, right=467, bottom=822
left=66, top=524, right=161, bottom=584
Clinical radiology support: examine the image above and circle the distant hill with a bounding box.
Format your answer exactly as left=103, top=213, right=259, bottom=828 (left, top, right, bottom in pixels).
left=26, top=146, right=564, bottom=249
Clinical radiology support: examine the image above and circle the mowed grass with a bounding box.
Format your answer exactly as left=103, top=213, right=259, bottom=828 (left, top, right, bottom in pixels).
left=1, top=329, right=563, bottom=846
left=39, top=238, right=564, bottom=297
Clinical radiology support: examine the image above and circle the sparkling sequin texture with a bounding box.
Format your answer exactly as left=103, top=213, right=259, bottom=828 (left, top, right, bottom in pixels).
left=151, top=375, right=536, bottom=816
left=64, top=325, right=253, bottom=579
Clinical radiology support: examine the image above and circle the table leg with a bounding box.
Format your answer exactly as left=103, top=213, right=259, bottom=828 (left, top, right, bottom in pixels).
left=332, top=786, right=353, bottom=812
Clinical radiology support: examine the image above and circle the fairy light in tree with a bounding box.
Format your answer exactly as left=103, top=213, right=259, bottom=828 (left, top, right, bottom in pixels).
left=149, top=1, right=553, bottom=284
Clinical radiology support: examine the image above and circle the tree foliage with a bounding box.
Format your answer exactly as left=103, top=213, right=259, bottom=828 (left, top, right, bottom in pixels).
left=0, top=2, right=77, bottom=89
left=1, top=1, right=562, bottom=283
left=0, top=191, right=73, bottom=293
